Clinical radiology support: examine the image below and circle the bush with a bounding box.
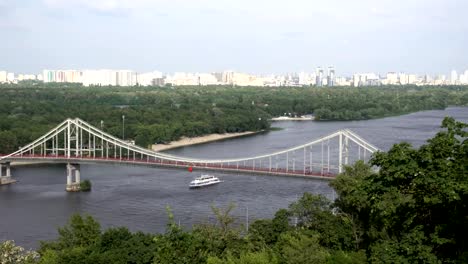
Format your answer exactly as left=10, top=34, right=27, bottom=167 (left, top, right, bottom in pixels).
left=80, top=179, right=92, bottom=192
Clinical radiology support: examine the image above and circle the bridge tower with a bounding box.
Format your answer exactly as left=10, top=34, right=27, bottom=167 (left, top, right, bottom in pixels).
left=66, top=163, right=81, bottom=192
left=0, top=162, right=16, bottom=185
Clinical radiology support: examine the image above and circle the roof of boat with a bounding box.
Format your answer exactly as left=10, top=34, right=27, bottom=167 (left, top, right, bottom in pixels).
left=196, top=175, right=217, bottom=180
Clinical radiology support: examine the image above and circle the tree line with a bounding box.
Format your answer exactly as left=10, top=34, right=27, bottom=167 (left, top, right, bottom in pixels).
left=0, top=83, right=467, bottom=154
left=2, top=117, right=467, bottom=263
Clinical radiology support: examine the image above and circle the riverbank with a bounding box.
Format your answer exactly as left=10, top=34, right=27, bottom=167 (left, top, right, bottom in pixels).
left=151, top=131, right=259, bottom=152
left=271, top=115, right=314, bottom=121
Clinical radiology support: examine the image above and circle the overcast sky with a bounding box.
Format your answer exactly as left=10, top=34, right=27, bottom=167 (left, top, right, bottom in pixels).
left=1, top=0, right=467, bottom=75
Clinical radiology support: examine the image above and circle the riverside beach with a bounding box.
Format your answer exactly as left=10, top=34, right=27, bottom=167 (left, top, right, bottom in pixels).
left=151, top=131, right=258, bottom=152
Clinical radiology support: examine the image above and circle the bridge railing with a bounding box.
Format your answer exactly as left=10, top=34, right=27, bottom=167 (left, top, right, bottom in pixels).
left=0, top=118, right=380, bottom=177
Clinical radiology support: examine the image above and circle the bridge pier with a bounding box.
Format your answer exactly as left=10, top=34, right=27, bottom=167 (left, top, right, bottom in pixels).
left=0, top=162, right=16, bottom=185
left=66, top=163, right=81, bottom=192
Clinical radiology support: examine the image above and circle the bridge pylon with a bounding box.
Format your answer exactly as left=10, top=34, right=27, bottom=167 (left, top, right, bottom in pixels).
left=66, top=163, right=81, bottom=192
left=0, top=162, right=16, bottom=185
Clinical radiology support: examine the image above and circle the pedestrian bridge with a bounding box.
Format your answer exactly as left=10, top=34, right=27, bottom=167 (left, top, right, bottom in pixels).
left=0, top=118, right=379, bottom=190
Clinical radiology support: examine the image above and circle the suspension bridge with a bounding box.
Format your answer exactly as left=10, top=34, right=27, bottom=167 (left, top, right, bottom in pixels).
left=0, top=118, right=379, bottom=191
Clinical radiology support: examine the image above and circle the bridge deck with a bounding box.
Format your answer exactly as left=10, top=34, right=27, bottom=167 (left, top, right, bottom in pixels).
left=2, top=155, right=336, bottom=180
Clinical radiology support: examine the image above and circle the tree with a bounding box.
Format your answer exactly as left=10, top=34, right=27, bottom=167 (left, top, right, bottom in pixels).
left=39, top=214, right=101, bottom=252
left=0, top=240, right=39, bottom=264
left=330, top=117, right=468, bottom=262
left=276, top=231, right=330, bottom=264
left=207, top=249, right=278, bottom=264
left=288, top=193, right=354, bottom=250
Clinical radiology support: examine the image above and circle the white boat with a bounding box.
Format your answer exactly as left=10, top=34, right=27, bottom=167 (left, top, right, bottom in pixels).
left=189, top=174, right=222, bottom=188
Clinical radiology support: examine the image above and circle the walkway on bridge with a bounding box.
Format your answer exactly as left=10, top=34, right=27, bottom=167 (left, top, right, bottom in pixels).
left=0, top=118, right=379, bottom=190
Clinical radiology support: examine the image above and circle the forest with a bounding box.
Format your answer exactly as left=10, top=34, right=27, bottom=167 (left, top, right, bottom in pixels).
left=2, top=117, right=467, bottom=263
left=0, top=82, right=467, bottom=154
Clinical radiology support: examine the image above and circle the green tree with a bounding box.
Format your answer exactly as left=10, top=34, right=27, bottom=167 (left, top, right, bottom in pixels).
left=276, top=231, right=330, bottom=264
left=331, top=117, right=468, bottom=262
left=0, top=240, right=39, bottom=264
left=39, top=214, right=101, bottom=252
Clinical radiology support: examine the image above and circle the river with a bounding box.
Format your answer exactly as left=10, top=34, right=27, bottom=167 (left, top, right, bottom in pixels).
left=0, top=107, right=467, bottom=249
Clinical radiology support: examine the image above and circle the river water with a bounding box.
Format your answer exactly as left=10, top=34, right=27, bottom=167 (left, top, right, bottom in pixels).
left=0, top=107, right=467, bottom=249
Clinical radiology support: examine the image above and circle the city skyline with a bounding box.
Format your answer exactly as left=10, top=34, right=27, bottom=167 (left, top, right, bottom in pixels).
left=1, top=0, right=467, bottom=74
left=2, top=67, right=468, bottom=87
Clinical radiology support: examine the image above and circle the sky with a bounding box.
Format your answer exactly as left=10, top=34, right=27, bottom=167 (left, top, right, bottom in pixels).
left=0, top=0, right=467, bottom=75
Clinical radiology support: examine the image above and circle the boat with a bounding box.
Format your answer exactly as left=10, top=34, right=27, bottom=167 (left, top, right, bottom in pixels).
left=189, top=174, right=222, bottom=188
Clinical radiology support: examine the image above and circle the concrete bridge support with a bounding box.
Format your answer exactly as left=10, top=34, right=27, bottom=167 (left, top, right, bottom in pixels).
left=0, top=162, right=16, bottom=185
left=66, top=163, right=81, bottom=192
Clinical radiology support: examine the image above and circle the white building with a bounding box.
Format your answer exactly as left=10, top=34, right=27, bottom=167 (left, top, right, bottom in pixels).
left=386, top=72, right=398, bottom=85
left=451, top=70, right=458, bottom=84
left=222, top=71, right=234, bottom=84
left=335, top=76, right=351, bottom=86
left=7, top=72, right=15, bottom=82
left=460, top=70, right=468, bottom=84
left=353, top=73, right=379, bottom=86
left=0, top=71, right=7, bottom=83
left=198, top=73, right=219, bottom=85
left=82, top=69, right=116, bottom=86
left=116, top=70, right=137, bottom=86
left=407, top=74, right=417, bottom=84
left=137, top=71, right=163, bottom=86
left=399, top=73, right=408, bottom=85
left=43, top=70, right=82, bottom=83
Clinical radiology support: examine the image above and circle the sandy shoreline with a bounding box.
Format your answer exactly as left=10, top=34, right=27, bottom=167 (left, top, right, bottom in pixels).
left=151, top=131, right=258, bottom=152
left=271, top=116, right=314, bottom=121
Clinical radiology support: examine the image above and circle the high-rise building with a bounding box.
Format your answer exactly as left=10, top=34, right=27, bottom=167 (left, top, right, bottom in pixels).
left=0, top=71, right=7, bottom=83
left=327, top=66, right=335, bottom=87
left=451, top=70, right=458, bottom=84
left=315, top=67, right=323, bottom=86
left=7, top=72, right=15, bottom=82
left=222, top=71, right=234, bottom=84
left=399, top=73, right=408, bottom=85
left=138, top=71, right=163, bottom=86
left=353, top=74, right=360, bottom=87
left=43, top=70, right=55, bottom=83
left=212, top=72, right=223, bottom=83
left=386, top=72, right=398, bottom=85
left=43, top=70, right=82, bottom=83
left=461, top=70, right=468, bottom=84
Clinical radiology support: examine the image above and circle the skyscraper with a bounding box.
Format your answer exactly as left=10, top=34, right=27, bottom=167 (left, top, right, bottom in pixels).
left=327, top=66, right=335, bottom=87
left=315, top=67, right=323, bottom=86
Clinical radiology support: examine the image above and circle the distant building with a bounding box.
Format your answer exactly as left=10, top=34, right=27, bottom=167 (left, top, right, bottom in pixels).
left=315, top=67, right=323, bottom=86
left=335, top=76, right=350, bottom=86
left=327, top=66, right=335, bottom=87
left=386, top=72, right=398, bottom=85
left=7, top=72, right=15, bottom=82
left=212, top=72, right=223, bottom=83
left=43, top=69, right=82, bottom=83
left=152, top=77, right=165, bottom=86
left=353, top=73, right=380, bottom=87
left=451, top=70, right=458, bottom=84
left=460, top=70, right=468, bottom=84
left=0, top=71, right=7, bottom=83
left=138, top=71, right=163, bottom=86
left=198, top=73, right=219, bottom=85
left=222, top=71, right=234, bottom=84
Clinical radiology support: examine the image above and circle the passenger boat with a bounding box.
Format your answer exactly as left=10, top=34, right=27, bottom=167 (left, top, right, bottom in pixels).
left=189, top=175, right=222, bottom=188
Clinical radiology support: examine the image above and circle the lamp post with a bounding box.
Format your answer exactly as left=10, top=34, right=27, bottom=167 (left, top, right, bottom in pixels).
left=100, top=120, right=104, bottom=131
left=122, top=115, right=125, bottom=140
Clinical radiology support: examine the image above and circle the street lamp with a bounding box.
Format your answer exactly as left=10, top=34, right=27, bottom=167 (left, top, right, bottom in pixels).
left=100, top=120, right=104, bottom=131
left=122, top=115, right=125, bottom=140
